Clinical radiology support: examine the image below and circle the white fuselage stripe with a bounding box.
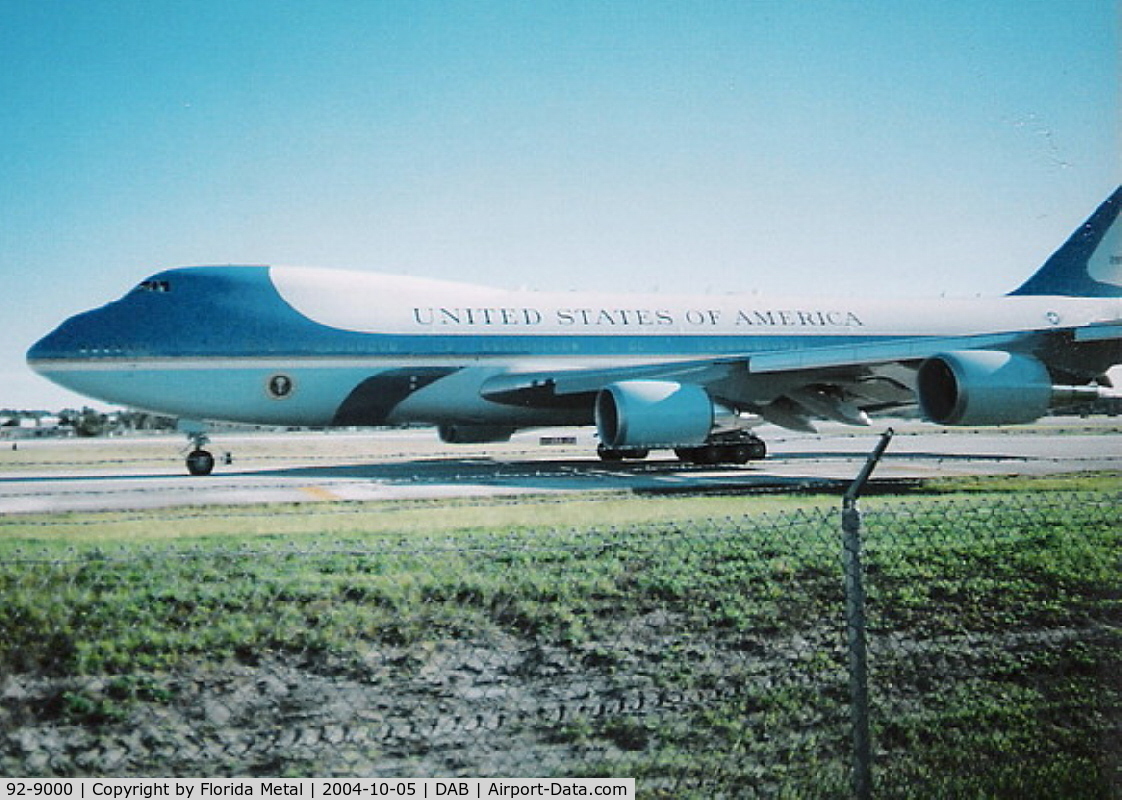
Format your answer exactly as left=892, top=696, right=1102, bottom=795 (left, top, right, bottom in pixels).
left=28, top=353, right=735, bottom=373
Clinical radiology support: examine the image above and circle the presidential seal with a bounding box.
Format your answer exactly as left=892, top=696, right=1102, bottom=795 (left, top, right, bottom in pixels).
left=266, top=373, right=295, bottom=400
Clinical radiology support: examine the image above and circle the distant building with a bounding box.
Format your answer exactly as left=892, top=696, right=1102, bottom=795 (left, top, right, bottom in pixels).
left=0, top=415, right=75, bottom=439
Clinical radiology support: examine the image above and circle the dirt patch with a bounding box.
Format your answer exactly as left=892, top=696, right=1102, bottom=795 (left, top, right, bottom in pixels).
left=0, top=620, right=847, bottom=778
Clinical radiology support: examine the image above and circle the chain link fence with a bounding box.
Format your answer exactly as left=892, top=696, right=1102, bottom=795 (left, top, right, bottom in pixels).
left=1, top=488, right=1118, bottom=797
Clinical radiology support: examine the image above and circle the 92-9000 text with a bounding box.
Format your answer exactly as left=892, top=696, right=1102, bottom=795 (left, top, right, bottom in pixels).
left=6, top=784, right=75, bottom=797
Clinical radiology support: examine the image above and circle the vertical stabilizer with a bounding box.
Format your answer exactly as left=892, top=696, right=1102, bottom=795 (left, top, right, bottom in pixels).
left=1010, top=186, right=1122, bottom=297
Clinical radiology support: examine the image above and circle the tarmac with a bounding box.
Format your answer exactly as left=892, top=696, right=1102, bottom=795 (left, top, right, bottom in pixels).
left=0, top=418, right=1118, bottom=514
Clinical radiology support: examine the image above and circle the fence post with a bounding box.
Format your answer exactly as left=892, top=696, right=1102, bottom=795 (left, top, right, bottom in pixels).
left=843, top=428, right=893, bottom=800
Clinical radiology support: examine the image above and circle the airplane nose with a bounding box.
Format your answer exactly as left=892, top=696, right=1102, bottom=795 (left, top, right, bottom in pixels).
left=26, top=306, right=124, bottom=391
left=26, top=334, right=46, bottom=368
left=25, top=302, right=148, bottom=409
left=27, top=324, right=68, bottom=370
left=27, top=311, right=96, bottom=365
left=27, top=326, right=74, bottom=394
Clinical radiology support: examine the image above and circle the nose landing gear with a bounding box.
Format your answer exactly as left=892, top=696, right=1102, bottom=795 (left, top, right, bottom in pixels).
left=179, top=421, right=216, bottom=476
left=186, top=444, right=216, bottom=476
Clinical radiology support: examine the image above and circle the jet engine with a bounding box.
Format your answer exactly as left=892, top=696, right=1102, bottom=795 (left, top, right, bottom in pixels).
left=595, top=380, right=738, bottom=449
left=917, top=350, right=1053, bottom=426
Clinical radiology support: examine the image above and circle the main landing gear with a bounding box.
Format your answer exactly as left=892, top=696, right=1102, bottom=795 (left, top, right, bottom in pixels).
left=596, top=446, right=650, bottom=462
left=674, top=435, right=766, bottom=465
left=597, top=433, right=767, bottom=466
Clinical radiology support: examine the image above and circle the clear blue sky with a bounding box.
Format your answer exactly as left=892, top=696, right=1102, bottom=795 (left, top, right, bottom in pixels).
left=1, top=0, right=1118, bottom=409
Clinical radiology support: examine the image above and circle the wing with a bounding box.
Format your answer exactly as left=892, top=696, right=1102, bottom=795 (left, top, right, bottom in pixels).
left=480, top=324, right=1120, bottom=432
left=480, top=356, right=741, bottom=410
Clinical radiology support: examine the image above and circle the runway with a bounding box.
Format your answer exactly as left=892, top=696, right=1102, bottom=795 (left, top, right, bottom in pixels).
left=0, top=419, right=1118, bottom=514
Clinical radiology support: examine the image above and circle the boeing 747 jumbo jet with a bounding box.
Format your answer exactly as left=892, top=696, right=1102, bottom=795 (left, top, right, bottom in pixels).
left=28, top=187, right=1122, bottom=475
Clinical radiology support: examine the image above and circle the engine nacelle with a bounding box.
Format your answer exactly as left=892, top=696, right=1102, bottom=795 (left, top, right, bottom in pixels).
left=917, top=351, right=1052, bottom=426
left=596, top=380, right=736, bottom=449
left=437, top=424, right=517, bottom=444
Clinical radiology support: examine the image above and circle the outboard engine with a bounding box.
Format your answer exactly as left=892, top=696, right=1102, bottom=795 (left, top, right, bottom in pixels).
left=917, top=351, right=1053, bottom=426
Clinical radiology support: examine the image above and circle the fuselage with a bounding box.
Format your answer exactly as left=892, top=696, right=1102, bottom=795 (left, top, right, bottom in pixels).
left=26, top=265, right=1122, bottom=429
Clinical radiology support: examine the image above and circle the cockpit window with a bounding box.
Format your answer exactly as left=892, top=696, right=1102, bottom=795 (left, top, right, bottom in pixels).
left=137, top=279, right=171, bottom=293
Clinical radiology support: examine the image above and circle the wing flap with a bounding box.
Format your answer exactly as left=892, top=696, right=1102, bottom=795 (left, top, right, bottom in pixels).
left=747, top=332, right=1028, bottom=373
left=1074, top=322, right=1122, bottom=343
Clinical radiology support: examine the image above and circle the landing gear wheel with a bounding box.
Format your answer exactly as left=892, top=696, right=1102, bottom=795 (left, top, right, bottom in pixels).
left=693, top=445, right=723, bottom=466
left=675, top=445, right=720, bottom=465
left=729, top=444, right=752, bottom=465
left=598, top=446, right=650, bottom=462
left=598, top=445, right=625, bottom=462
left=186, top=449, right=216, bottom=477
left=676, top=435, right=766, bottom=466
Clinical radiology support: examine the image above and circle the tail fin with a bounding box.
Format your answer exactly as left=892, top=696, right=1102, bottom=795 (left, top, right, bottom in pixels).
left=1010, top=186, right=1122, bottom=297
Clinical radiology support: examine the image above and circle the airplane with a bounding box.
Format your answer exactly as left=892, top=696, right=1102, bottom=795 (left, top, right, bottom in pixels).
left=27, top=186, right=1122, bottom=476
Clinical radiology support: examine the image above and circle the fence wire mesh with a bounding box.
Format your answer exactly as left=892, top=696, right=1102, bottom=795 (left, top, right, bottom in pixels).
left=1, top=490, right=1118, bottom=797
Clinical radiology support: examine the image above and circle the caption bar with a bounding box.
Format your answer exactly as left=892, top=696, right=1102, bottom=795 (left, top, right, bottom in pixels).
left=2, top=779, right=634, bottom=800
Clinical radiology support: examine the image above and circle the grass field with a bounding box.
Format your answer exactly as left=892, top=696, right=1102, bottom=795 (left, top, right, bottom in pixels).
left=0, top=473, right=1118, bottom=796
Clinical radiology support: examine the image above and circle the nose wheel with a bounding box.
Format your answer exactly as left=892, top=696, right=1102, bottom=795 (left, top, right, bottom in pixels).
left=182, top=426, right=216, bottom=476
left=186, top=448, right=216, bottom=476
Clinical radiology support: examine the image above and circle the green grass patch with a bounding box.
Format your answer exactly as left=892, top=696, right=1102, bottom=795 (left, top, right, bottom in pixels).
left=0, top=478, right=1118, bottom=796
left=0, top=508, right=841, bottom=675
